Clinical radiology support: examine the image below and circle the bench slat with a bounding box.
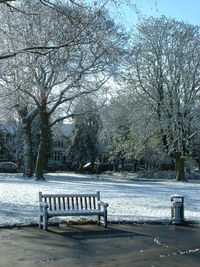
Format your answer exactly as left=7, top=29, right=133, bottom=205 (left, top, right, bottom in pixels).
left=48, top=210, right=104, bottom=217
left=58, top=197, right=61, bottom=210
left=89, top=196, right=92, bottom=209
left=72, top=197, right=74, bottom=210
left=67, top=197, right=70, bottom=210
left=63, top=197, right=65, bottom=210
left=76, top=197, right=79, bottom=210
left=53, top=197, right=56, bottom=211
left=93, top=197, right=96, bottom=210
left=48, top=197, right=52, bottom=210
left=42, top=193, right=98, bottom=198
left=80, top=197, right=83, bottom=210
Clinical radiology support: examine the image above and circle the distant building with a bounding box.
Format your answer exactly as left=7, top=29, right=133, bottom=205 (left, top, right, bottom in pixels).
left=0, top=122, right=16, bottom=162
left=0, top=121, right=111, bottom=172
left=0, top=121, right=73, bottom=169
left=47, top=124, right=72, bottom=170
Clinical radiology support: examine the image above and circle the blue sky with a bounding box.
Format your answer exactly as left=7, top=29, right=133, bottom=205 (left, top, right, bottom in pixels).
left=118, top=0, right=200, bottom=30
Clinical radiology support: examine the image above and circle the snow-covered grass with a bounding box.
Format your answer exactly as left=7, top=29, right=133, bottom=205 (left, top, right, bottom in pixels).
left=0, top=172, right=200, bottom=226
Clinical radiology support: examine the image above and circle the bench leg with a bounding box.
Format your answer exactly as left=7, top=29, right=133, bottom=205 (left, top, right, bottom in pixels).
left=43, top=209, right=48, bottom=231
left=104, top=209, right=107, bottom=228
left=39, top=215, right=43, bottom=229
left=97, top=215, right=101, bottom=226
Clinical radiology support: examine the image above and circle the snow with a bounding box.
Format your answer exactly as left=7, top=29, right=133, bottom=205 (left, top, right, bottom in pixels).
left=0, top=172, right=200, bottom=227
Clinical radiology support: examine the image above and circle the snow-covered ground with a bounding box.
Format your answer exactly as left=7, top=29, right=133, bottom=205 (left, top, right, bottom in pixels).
left=0, top=172, right=200, bottom=226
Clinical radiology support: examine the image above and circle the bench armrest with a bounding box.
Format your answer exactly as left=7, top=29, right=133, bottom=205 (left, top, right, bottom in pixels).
left=39, top=202, right=48, bottom=209
left=98, top=201, right=109, bottom=208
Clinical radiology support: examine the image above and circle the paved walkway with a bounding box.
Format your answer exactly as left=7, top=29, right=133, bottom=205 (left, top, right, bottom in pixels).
left=0, top=223, right=200, bottom=267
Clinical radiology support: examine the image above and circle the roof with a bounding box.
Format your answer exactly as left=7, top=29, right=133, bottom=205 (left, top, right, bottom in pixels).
left=0, top=121, right=15, bottom=135
left=61, top=123, right=73, bottom=137
left=53, top=123, right=73, bottom=138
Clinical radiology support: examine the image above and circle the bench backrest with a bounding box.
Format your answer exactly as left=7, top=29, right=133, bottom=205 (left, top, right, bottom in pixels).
left=39, top=191, right=100, bottom=212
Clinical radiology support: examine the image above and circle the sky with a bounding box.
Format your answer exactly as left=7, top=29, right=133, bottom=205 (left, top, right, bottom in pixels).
left=118, top=0, right=200, bottom=30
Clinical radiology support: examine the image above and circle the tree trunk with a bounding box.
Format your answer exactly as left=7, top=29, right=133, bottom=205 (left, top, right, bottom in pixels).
left=90, top=161, right=95, bottom=173
left=121, top=158, right=125, bottom=172
left=78, top=156, right=84, bottom=171
left=197, top=159, right=200, bottom=172
left=17, top=156, right=23, bottom=172
left=90, top=154, right=96, bottom=173
left=18, top=107, right=34, bottom=178
left=175, top=152, right=185, bottom=181
left=23, top=119, right=33, bottom=177
left=112, top=159, right=117, bottom=172
left=132, top=160, right=137, bottom=172
left=35, top=112, right=49, bottom=180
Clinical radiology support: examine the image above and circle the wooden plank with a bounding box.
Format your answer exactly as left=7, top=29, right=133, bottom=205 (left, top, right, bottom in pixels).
left=89, top=196, right=92, bottom=209
left=49, top=197, right=52, bottom=211
left=80, top=197, right=83, bottom=210
left=67, top=197, right=70, bottom=210
left=42, top=193, right=98, bottom=198
left=93, top=197, right=96, bottom=210
left=63, top=197, right=65, bottom=210
left=48, top=210, right=104, bottom=217
left=97, top=191, right=100, bottom=210
left=53, top=197, right=56, bottom=211
left=72, top=197, right=74, bottom=210
left=76, top=197, right=79, bottom=210
left=58, top=197, right=61, bottom=210
left=85, top=197, right=87, bottom=210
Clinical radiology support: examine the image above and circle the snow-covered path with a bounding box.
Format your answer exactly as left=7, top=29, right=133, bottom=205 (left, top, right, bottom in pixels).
left=0, top=173, right=200, bottom=226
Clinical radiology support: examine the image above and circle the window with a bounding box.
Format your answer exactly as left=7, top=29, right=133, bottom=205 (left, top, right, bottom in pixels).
left=52, top=152, right=61, bottom=162
left=54, top=139, right=64, bottom=148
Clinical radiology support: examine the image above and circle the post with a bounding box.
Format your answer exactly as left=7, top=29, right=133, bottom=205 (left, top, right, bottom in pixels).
left=39, top=192, right=42, bottom=229
left=97, top=191, right=100, bottom=225
left=43, top=207, right=48, bottom=231
left=103, top=206, right=107, bottom=227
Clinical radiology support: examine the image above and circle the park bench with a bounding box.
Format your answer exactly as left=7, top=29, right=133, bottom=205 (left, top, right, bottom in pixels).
left=39, top=191, right=109, bottom=230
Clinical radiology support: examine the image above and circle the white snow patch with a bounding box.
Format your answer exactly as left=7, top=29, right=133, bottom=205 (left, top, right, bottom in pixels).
left=0, top=172, right=200, bottom=226
left=154, top=237, right=162, bottom=246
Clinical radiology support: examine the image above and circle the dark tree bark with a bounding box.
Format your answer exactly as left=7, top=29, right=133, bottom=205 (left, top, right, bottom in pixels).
left=23, top=118, right=34, bottom=177
left=175, top=151, right=185, bottom=181
left=18, top=106, right=37, bottom=177
left=35, top=110, right=49, bottom=180
left=196, top=159, right=200, bottom=172
left=121, top=158, right=125, bottom=173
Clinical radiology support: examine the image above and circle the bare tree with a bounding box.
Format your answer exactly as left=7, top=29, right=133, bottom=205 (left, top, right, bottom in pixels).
left=0, top=0, right=136, bottom=59
left=126, top=16, right=200, bottom=180
left=0, top=68, right=39, bottom=177
left=0, top=1, right=126, bottom=179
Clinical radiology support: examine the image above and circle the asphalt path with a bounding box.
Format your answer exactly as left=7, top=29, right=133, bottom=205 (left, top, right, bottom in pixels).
left=0, top=223, right=199, bottom=267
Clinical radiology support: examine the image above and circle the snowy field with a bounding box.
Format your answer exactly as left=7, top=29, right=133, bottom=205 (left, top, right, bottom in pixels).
left=0, top=172, right=200, bottom=226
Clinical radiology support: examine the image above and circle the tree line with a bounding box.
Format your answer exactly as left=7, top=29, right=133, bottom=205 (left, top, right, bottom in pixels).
left=0, top=1, right=200, bottom=181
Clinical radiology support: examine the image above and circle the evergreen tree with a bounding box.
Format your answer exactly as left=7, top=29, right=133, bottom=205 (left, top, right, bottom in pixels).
left=67, top=97, right=101, bottom=172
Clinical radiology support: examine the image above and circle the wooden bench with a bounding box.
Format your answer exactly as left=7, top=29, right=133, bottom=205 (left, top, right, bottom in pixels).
left=39, top=191, right=109, bottom=230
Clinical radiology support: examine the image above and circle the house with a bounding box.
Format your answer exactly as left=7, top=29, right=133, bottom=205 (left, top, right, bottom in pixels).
left=0, top=120, right=73, bottom=170
left=0, top=121, right=16, bottom=162
left=47, top=123, right=72, bottom=170
left=0, top=120, right=110, bottom=172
